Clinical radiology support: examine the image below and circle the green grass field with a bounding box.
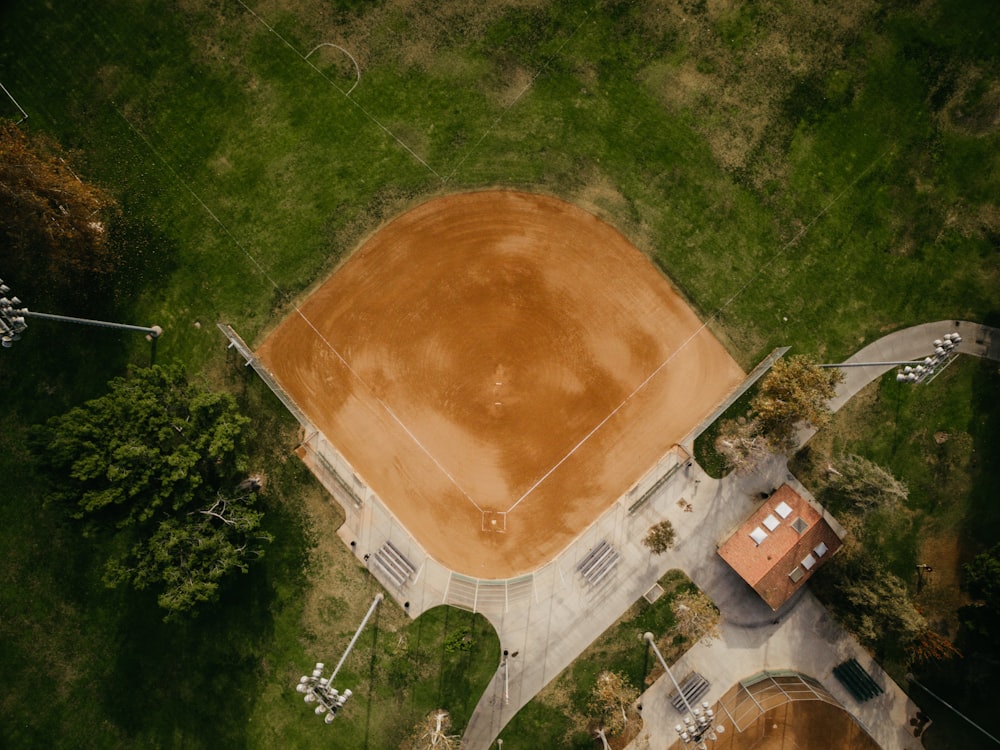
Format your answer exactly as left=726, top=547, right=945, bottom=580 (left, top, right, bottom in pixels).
left=1, top=0, right=998, bottom=747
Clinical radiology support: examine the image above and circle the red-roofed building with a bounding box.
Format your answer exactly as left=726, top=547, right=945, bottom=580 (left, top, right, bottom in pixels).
left=718, top=484, right=843, bottom=610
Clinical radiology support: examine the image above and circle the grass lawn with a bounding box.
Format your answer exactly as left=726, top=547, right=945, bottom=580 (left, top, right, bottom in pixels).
left=1, top=0, right=998, bottom=746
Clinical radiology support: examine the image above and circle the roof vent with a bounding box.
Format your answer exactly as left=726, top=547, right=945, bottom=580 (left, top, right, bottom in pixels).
left=791, top=517, right=809, bottom=534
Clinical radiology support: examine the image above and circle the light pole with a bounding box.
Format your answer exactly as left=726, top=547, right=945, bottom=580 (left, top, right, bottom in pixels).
left=894, top=332, right=962, bottom=384
left=915, top=563, right=934, bottom=593
left=296, top=593, right=383, bottom=724
left=643, top=633, right=725, bottom=749
left=817, top=332, right=963, bottom=384
left=0, top=279, right=162, bottom=348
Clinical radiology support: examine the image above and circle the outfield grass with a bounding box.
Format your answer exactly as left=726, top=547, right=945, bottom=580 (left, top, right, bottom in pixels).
left=1, top=0, right=998, bottom=746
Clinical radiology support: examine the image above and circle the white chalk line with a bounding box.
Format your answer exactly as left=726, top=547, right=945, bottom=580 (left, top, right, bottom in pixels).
left=305, top=43, right=361, bottom=95
left=112, top=104, right=483, bottom=515
left=235, top=0, right=442, bottom=179
left=504, top=147, right=893, bottom=515
left=120, top=5, right=891, bottom=525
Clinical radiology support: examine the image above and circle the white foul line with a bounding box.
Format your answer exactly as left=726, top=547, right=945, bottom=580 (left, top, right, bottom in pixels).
left=505, top=147, right=893, bottom=515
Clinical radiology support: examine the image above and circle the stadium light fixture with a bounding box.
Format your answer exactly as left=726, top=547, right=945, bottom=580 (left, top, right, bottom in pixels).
left=817, top=331, right=963, bottom=385
left=0, top=278, right=162, bottom=348
left=296, top=593, right=383, bottom=725
left=644, top=633, right=725, bottom=749
left=893, top=333, right=962, bottom=384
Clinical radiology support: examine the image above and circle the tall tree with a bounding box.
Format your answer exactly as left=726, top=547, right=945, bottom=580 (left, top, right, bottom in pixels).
left=588, top=671, right=639, bottom=738
left=962, top=543, right=1000, bottom=637
left=820, top=547, right=926, bottom=652
left=33, top=364, right=269, bottom=620
left=908, top=629, right=962, bottom=666
left=751, top=355, right=843, bottom=450
left=0, top=121, right=120, bottom=298
left=671, top=590, right=721, bottom=644
left=827, top=453, right=909, bottom=512
left=39, top=364, right=250, bottom=526
left=715, top=416, right=772, bottom=475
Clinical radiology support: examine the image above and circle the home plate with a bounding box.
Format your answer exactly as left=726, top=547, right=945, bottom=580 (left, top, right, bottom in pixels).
left=482, top=511, right=507, bottom=533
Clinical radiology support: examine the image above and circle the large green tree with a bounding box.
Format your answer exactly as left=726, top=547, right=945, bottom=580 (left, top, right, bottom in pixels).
left=34, top=364, right=270, bottom=620
left=818, top=546, right=926, bottom=655
left=827, top=453, right=909, bottom=513
left=716, top=355, right=843, bottom=473
left=962, top=543, right=1000, bottom=638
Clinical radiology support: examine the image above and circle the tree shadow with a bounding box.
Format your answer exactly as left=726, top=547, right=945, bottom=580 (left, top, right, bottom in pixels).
left=99, top=493, right=309, bottom=745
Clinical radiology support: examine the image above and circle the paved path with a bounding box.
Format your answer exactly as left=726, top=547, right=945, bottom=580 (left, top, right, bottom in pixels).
left=452, top=320, right=1000, bottom=749
left=800, top=319, right=1000, bottom=442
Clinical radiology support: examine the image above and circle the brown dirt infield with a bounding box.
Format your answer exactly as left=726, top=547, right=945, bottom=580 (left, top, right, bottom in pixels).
left=258, top=191, right=744, bottom=578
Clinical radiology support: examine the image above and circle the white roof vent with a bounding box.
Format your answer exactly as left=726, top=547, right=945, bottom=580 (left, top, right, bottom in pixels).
left=763, top=514, right=780, bottom=532
left=750, top=526, right=768, bottom=545
left=775, top=501, right=793, bottom=519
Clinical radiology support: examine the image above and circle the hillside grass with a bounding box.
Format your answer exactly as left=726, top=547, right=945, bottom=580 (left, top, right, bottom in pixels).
left=0, top=0, right=998, bottom=747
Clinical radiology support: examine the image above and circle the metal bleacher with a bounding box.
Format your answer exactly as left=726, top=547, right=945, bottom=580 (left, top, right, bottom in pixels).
left=833, top=659, right=884, bottom=703
left=670, top=672, right=711, bottom=712
left=370, top=540, right=416, bottom=590
left=576, top=540, right=621, bottom=587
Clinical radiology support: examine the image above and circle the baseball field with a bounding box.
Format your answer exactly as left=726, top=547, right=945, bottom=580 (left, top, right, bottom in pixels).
left=258, top=190, right=743, bottom=576
left=1, top=0, right=997, bottom=747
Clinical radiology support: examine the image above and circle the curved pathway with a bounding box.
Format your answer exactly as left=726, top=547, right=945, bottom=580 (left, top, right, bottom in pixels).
left=461, top=320, right=1000, bottom=750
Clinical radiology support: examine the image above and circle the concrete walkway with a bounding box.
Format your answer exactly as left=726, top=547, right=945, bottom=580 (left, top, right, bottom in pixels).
left=453, top=320, right=1000, bottom=749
